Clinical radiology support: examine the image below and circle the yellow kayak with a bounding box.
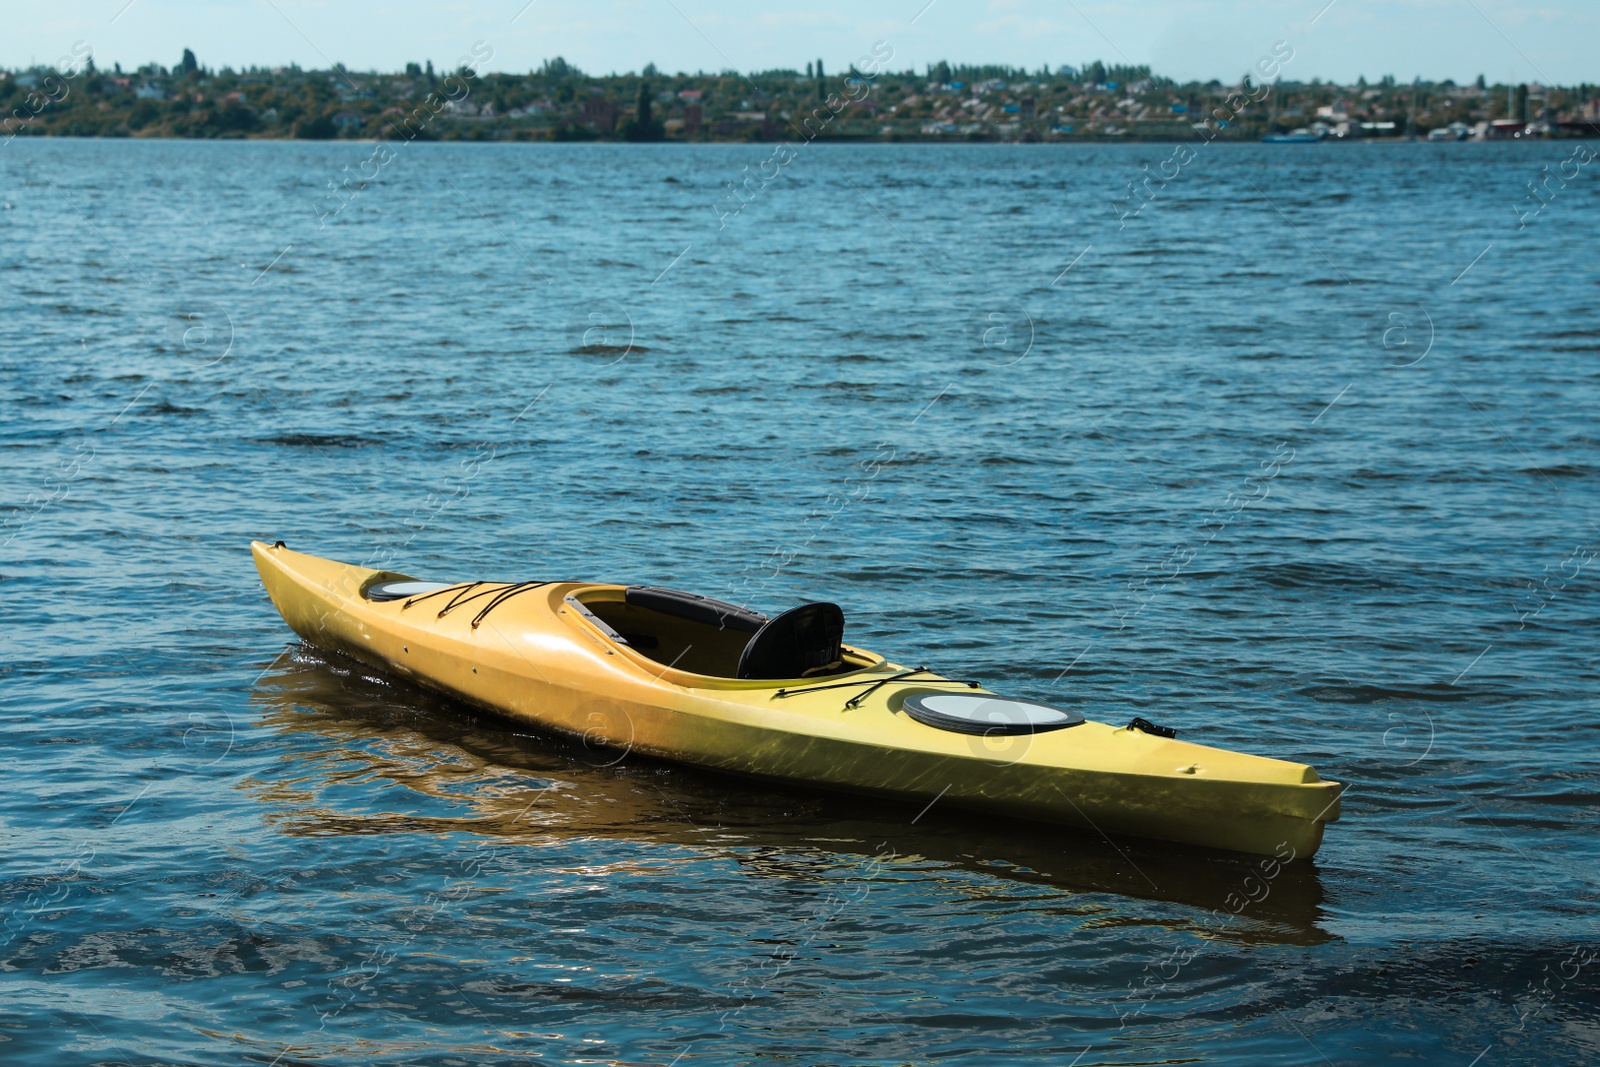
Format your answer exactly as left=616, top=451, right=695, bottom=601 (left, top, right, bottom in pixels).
left=251, top=541, right=1342, bottom=859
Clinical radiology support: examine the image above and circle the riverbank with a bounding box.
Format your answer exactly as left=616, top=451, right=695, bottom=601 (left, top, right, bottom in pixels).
left=6, top=56, right=1595, bottom=146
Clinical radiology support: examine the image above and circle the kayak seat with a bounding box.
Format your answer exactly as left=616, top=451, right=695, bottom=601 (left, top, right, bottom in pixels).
left=737, top=602, right=845, bottom=680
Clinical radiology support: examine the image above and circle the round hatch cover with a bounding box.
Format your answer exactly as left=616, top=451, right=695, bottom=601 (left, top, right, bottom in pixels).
left=364, top=579, right=455, bottom=602
left=902, top=692, right=1084, bottom=736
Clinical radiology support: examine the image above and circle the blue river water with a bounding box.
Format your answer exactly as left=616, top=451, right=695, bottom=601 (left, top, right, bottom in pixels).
left=2, top=138, right=1597, bottom=1066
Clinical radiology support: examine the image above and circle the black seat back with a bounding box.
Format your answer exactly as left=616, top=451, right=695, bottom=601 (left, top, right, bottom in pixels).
left=736, top=602, right=845, bottom=680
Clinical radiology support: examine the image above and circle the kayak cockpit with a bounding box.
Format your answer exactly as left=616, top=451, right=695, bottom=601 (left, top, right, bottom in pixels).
left=568, top=585, right=867, bottom=681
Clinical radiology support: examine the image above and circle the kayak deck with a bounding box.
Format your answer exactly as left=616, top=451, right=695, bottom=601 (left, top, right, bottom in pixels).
left=251, top=541, right=1342, bottom=859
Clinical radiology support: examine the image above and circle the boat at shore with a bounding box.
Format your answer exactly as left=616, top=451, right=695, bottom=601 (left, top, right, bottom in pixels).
left=251, top=541, right=1343, bottom=858
left=1262, top=129, right=1322, bottom=143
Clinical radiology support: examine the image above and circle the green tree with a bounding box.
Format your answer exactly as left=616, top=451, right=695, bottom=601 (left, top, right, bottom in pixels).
left=180, top=48, right=198, bottom=76
left=622, top=79, right=665, bottom=140
left=293, top=111, right=335, bottom=138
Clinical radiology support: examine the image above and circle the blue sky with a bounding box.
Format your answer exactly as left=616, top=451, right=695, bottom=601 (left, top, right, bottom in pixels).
left=4, top=0, right=1595, bottom=84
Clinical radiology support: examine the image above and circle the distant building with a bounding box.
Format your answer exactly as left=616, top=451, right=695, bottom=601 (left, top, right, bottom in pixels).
left=684, top=103, right=702, bottom=134
left=717, top=113, right=775, bottom=136
left=581, top=93, right=618, bottom=131
left=135, top=83, right=164, bottom=100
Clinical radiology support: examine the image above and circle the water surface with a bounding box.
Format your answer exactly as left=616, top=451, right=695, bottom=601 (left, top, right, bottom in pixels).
left=2, top=138, right=1597, bottom=1065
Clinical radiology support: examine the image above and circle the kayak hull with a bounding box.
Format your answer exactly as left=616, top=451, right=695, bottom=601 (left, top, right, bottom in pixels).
left=251, top=542, right=1341, bottom=859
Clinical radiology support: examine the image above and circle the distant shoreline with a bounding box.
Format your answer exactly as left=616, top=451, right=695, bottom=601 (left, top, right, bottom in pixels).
left=6, top=132, right=1586, bottom=146
left=8, top=58, right=1593, bottom=149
